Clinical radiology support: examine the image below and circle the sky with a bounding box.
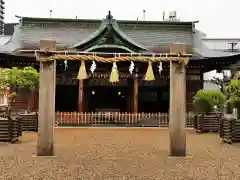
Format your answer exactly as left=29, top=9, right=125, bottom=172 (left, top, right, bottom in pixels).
left=4, top=0, right=240, bottom=38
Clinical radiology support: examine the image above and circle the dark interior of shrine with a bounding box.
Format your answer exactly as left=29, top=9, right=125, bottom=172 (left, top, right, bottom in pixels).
left=55, top=85, right=78, bottom=112
left=138, top=85, right=169, bottom=113
left=55, top=83, right=170, bottom=113
left=87, top=86, right=129, bottom=112
left=55, top=60, right=169, bottom=113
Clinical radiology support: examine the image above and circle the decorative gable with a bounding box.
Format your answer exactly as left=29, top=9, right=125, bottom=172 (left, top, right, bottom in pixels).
left=71, top=11, right=147, bottom=53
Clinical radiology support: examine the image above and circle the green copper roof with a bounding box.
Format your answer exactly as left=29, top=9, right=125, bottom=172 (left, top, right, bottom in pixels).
left=71, top=11, right=147, bottom=52
left=84, top=44, right=135, bottom=53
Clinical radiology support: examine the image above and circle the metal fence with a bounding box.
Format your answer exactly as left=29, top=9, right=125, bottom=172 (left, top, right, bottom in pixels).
left=55, top=112, right=194, bottom=128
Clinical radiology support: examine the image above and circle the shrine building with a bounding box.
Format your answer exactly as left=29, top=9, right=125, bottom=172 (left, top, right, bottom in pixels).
left=0, top=11, right=238, bottom=113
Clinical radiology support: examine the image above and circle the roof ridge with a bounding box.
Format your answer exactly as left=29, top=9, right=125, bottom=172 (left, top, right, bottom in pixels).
left=19, top=16, right=198, bottom=25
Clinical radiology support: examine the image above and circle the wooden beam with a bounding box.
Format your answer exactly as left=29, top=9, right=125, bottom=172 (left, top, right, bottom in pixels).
left=169, top=44, right=186, bottom=157
left=133, top=79, right=138, bottom=113
left=20, top=49, right=192, bottom=57
left=78, top=79, right=84, bottom=112
left=169, top=61, right=186, bottom=156
left=37, top=60, right=56, bottom=156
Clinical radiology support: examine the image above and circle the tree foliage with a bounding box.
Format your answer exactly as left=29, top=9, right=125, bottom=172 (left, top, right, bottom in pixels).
left=226, top=79, right=240, bottom=108
left=193, top=89, right=226, bottom=113
left=0, top=67, right=39, bottom=90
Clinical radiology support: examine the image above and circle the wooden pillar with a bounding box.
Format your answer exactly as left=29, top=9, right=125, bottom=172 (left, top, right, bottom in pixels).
left=37, top=40, right=56, bottom=156
left=78, top=79, right=84, bottom=112
left=169, top=43, right=187, bottom=157
left=28, top=90, right=35, bottom=112
left=133, top=79, right=138, bottom=113
left=37, top=60, right=56, bottom=156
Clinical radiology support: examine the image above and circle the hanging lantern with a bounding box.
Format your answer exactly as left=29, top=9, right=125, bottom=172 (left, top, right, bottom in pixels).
left=158, top=61, right=163, bottom=74
left=90, top=60, right=96, bottom=73
left=109, top=62, right=119, bottom=82
left=144, top=61, right=155, bottom=81
left=77, top=60, right=88, bottom=80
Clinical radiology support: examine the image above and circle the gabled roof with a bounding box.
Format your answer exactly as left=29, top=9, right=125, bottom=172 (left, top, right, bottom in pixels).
left=71, top=11, right=147, bottom=52
left=0, top=12, right=197, bottom=55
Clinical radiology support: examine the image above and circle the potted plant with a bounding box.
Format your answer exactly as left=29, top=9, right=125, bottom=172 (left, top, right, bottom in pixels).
left=193, top=89, right=226, bottom=132
left=193, top=89, right=226, bottom=113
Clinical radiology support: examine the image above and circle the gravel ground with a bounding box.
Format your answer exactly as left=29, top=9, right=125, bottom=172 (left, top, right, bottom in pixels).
left=0, top=128, right=240, bottom=180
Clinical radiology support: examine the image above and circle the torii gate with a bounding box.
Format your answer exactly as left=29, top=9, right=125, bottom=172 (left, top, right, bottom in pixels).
left=21, top=41, right=190, bottom=157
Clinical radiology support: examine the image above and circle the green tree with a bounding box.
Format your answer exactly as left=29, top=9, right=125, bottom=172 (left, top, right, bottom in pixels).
left=193, top=89, right=226, bottom=113
left=226, top=79, right=240, bottom=108
left=0, top=67, right=39, bottom=113
left=0, top=67, right=39, bottom=90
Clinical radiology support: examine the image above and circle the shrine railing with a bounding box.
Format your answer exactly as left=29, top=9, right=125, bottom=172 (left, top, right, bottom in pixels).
left=55, top=112, right=194, bottom=128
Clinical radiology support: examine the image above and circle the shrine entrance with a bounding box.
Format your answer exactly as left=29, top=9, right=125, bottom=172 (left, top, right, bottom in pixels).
left=55, top=85, right=78, bottom=112
left=138, top=85, right=169, bottom=113
left=87, top=86, right=128, bottom=112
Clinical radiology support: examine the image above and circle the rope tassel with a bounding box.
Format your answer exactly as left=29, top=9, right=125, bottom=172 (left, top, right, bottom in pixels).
left=144, top=61, right=155, bottom=81
left=158, top=61, right=163, bottom=74
left=90, top=60, right=96, bottom=73
left=77, top=60, right=88, bottom=80
left=129, top=61, right=135, bottom=74
left=109, top=62, right=119, bottom=83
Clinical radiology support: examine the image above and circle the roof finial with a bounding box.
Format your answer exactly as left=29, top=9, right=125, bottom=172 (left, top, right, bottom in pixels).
left=106, top=11, right=113, bottom=22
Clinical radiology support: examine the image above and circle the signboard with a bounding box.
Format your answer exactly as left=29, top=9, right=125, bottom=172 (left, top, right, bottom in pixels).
left=87, top=78, right=128, bottom=86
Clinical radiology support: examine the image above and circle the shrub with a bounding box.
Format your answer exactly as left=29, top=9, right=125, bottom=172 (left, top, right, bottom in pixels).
left=226, top=79, right=240, bottom=108
left=193, top=89, right=226, bottom=113
left=0, top=67, right=39, bottom=90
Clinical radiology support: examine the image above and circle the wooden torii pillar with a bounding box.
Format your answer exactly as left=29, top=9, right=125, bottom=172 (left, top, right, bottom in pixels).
left=37, top=40, right=56, bottom=156
left=169, top=43, right=187, bottom=157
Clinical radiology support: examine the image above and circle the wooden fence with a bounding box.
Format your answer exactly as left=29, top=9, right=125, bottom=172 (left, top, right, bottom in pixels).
left=55, top=112, right=194, bottom=127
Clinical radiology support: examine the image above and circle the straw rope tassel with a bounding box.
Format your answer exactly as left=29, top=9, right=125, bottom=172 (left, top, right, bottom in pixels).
left=109, top=62, right=119, bottom=82
left=144, top=61, right=155, bottom=81
left=77, top=60, right=88, bottom=80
